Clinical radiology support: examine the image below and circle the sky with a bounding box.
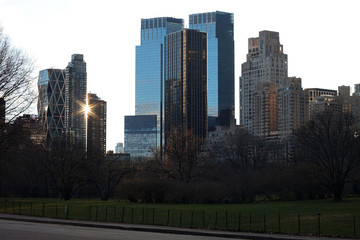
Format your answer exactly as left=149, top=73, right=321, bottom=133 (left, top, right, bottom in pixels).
left=0, top=0, right=359, bottom=151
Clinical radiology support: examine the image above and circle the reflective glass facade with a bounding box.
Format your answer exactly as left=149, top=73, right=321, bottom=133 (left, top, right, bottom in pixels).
left=37, top=69, right=66, bottom=145
left=87, top=93, right=106, bottom=157
left=124, top=115, right=157, bottom=158
left=135, top=17, right=184, bottom=148
left=65, top=54, right=87, bottom=146
left=189, top=11, right=234, bottom=127
left=164, top=29, right=207, bottom=140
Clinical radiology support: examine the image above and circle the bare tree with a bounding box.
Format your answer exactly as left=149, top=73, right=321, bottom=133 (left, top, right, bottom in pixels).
left=222, top=128, right=267, bottom=172
left=162, top=126, right=207, bottom=182
left=87, top=151, right=131, bottom=201
left=0, top=30, right=36, bottom=172
left=0, top=30, right=36, bottom=123
left=296, top=111, right=360, bottom=201
left=46, top=135, right=86, bottom=200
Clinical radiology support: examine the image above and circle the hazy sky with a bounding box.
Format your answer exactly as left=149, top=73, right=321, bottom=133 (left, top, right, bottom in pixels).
left=1, top=0, right=359, bottom=151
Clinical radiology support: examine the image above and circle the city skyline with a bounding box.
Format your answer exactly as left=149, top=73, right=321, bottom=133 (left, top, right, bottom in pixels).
left=0, top=0, right=359, bottom=151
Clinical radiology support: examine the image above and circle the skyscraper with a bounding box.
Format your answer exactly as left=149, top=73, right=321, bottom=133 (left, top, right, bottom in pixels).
left=135, top=17, right=184, bottom=148
left=37, top=69, right=66, bottom=145
left=124, top=115, right=157, bottom=158
left=189, top=11, right=234, bottom=127
left=87, top=93, right=106, bottom=157
left=65, top=54, right=87, bottom=146
left=240, top=31, right=288, bottom=135
left=164, top=29, right=207, bottom=141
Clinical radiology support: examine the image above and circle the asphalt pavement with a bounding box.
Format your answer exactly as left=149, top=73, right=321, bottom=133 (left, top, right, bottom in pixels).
left=0, top=213, right=349, bottom=240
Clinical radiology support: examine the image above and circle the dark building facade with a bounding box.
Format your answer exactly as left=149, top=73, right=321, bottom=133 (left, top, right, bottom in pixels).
left=164, top=29, right=207, bottom=141
left=37, top=69, right=66, bottom=145
left=65, top=54, right=87, bottom=146
left=124, top=115, right=157, bottom=158
left=87, top=93, right=106, bottom=157
left=189, top=11, right=234, bottom=127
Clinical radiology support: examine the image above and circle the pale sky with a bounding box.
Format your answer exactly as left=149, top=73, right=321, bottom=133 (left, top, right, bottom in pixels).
left=1, top=0, right=359, bottom=151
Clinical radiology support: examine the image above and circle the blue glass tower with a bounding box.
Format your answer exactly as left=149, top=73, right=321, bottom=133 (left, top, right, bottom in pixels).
left=134, top=17, right=184, bottom=151
left=189, top=11, right=234, bottom=127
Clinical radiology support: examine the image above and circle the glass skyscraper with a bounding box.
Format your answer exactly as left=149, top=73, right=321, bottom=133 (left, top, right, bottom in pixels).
left=189, top=11, right=234, bottom=127
left=164, top=29, right=208, bottom=140
left=124, top=115, right=157, bottom=158
left=65, top=54, right=87, bottom=146
left=37, top=68, right=66, bottom=145
left=135, top=17, right=184, bottom=149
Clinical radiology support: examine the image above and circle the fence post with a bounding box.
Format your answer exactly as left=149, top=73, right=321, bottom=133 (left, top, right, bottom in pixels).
left=250, top=213, right=252, bottom=232
left=42, top=203, right=45, bottom=217
left=179, top=210, right=182, bottom=226
left=190, top=211, right=194, bottom=228
left=95, top=206, right=98, bottom=221
left=215, top=211, right=218, bottom=229
left=278, top=214, right=281, bottom=233
left=18, top=202, right=21, bottom=215
left=202, top=211, right=205, bottom=228
left=4, top=200, right=6, bottom=213
left=12, top=201, right=14, bottom=214
left=105, top=207, right=108, bottom=222
left=66, top=205, right=69, bottom=219
left=114, top=207, right=117, bottom=222
left=167, top=209, right=170, bottom=226
left=152, top=208, right=155, bottom=225
left=239, top=212, right=241, bottom=231
left=264, top=214, right=266, bottom=233
left=317, top=213, right=321, bottom=236
left=142, top=208, right=144, bottom=224
left=225, top=211, right=228, bottom=230
left=30, top=202, right=32, bottom=216
left=131, top=207, right=133, bottom=224
left=298, top=214, right=300, bottom=234
left=353, top=216, right=356, bottom=239
left=88, top=206, right=91, bottom=221
left=121, top=207, right=124, bottom=223
left=55, top=204, right=57, bottom=218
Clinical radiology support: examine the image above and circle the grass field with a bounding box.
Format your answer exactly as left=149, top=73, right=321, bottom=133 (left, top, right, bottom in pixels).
left=0, top=197, right=359, bottom=238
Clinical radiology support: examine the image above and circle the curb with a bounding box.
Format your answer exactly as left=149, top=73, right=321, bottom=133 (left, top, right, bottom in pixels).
left=0, top=213, right=344, bottom=240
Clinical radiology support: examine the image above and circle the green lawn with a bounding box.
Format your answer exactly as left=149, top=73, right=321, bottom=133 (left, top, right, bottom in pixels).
left=0, top=197, right=359, bottom=238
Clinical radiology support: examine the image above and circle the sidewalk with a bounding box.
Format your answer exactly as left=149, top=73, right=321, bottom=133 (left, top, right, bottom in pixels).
left=0, top=213, right=348, bottom=240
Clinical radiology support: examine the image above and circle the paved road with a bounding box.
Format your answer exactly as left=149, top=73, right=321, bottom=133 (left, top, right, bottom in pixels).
left=0, top=219, right=246, bottom=240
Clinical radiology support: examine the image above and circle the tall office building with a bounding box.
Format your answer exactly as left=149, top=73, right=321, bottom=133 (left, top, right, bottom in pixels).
left=354, top=84, right=360, bottom=96
left=189, top=11, right=234, bottom=127
left=338, top=85, right=350, bottom=97
left=277, top=77, right=309, bottom=139
left=164, top=29, right=207, bottom=141
left=37, top=69, right=66, bottom=145
left=240, top=31, right=288, bottom=135
left=305, top=88, right=337, bottom=103
left=87, top=93, right=106, bottom=157
left=135, top=17, right=184, bottom=149
left=124, top=115, right=157, bottom=158
left=65, top=54, right=87, bottom=146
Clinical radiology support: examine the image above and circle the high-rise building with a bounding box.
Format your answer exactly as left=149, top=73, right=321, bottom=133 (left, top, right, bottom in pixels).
left=87, top=93, right=106, bottom=157
left=124, top=115, right=157, bottom=158
left=354, top=84, right=360, bottom=96
left=305, top=88, right=337, bottom=103
left=37, top=69, right=66, bottom=145
left=114, top=142, right=124, bottom=153
left=338, top=85, right=351, bottom=97
left=164, top=29, right=207, bottom=141
left=277, top=77, right=309, bottom=139
left=65, top=54, right=87, bottom=146
left=189, top=11, right=235, bottom=127
left=240, top=31, right=288, bottom=135
left=135, top=17, right=184, bottom=150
